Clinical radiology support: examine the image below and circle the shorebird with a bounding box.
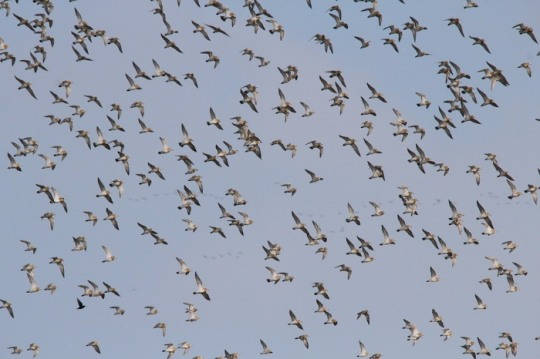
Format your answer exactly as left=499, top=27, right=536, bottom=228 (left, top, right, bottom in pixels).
left=259, top=339, right=273, bottom=355
left=346, top=203, right=361, bottom=225
left=193, top=272, right=210, bottom=300
left=86, top=341, right=101, bottom=354
left=102, top=246, right=116, bottom=262
left=474, top=294, right=487, bottom=310
left=0, top=299, right=14, bottom=318
left=305, top=169, right=323, bottom=183
left=288, top=310, right=303, bottom=330
left=427, top=266, right=440, bottom=282
left=430, top=309, right=444, bottom=327
left=397, top=215, right=414, bottom=237
left=295, top=334, right=309, bottom=349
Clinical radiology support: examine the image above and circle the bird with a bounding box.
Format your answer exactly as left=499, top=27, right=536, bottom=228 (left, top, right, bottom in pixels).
left=411, top=43, right=430, bottom=57
left=201, top=50, right=220, bottom=68
left=355, top=36, right=371, bottom=48
left=474, top=294, right=487, bottom=310
left=176, top=257, right=191, bottom=275
left=357, top=340, right=369, bottom=357
left=470, top=36, right=491, bottom=53
left=7, top=346, right=22, bottom=354
left=288, top=310, right=303, bottom=330
left=339, top=135, right=362, bottom=157
left=357, top=310, right=370, bottom=325
left=361, top=96, right=376, bottom=116
left=179, top=124, right=197, bottom=152
left=335, top=264, right=352, bottom=280
left=430, top=309, right=445, bottom=327
left=479, top=278, right=493, bottom=290
left=380, top=225, right=395, bottom=245
left=86, top=341, right=101, bottom=354
left=397, top=215, right=414, bottom=237
left=416, top=92, right=431, bottom=108
left=518, top=62, right=532, bottom=77
left=193, top=272, right=210, bottom=300
left=27, top=343, right=40, bottom=358
left=0, top=299, right=14, bottom=318
left=305, top=169, right=323, bottom=183
left=101, top=246, right=116, bottom=262
left=477, top=337, right=491, bottom=356
left=446, top=18, right=465, bottom=36
left=20, top=240, right=37, bottom=254
left=71, top=45, right=92, bottom=61
left=49, top=257, right=65, bottom=277
left=110, top=306, right=125, bottom=315
left=427, top=266, right=440, bottom=282
left=506, top=179, right=521, bottom=199
left=382, top=38, right=399, bottom=52
left=14, top=76, right=37, bottom=99
left=266, top=266, right=282, bottom=284
left=96, top=177, right=113, bottom=203
left=191, top=20, right=210, bottom=41
left=295, top=334, right=309, bottom=349
left=125, top=74, right=141, bottom=91
left=103, top=208, right=119, bottom=230
left=145, top=306, right=158, bottom=315
left=161, top=33, right=182, bottom=53
left=367, top=162, right=385, bottom=180
left=259, top=339, right=273, bottom=355
left=346, top=203, right=361, bottom=225
left=154, top=322, right=167, bottom=337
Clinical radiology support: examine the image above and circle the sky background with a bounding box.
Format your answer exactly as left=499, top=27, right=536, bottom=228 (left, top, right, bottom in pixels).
left=2, top=0, right=540, bottom=358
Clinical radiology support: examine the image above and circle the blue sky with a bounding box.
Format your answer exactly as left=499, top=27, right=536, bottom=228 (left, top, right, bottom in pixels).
left=2, top=0, right=540, bottom=357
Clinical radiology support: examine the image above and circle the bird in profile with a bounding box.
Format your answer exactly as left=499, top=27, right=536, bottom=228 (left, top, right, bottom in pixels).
left=193, top=272, right=210, bottom=300
left=295, top=334, right=309, bottom=349
left=0, top=299, right=14, bottom=318
left=305, top=169, right=323, bottom=183
left=259, top=339, right=273, bottom=355
left=86, top=341, right=101, bottom=354
left=427, top=266, right=440, bottom=282
left=357, top=310, right=370, bottom=324
left=288, top=310, right=303, bottom=330
left=474, top=294, right=487, bottom=310
left=346, top=202, right=361, bottom=225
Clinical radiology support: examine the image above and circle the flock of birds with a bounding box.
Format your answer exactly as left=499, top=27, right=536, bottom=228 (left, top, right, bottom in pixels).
left=2, top=0, right=540, bottom=358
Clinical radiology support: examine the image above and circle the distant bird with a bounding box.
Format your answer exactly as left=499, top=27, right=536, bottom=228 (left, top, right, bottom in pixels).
left=416, top=92, right=431, bottom=108
left=518, top=62, right=532, bottom=77
left=446, top=18, right=465, bottom=37
left=305, top=169, right=323, bottom=183
left=295, top=334, right=309, bottom=349
left=346, top=203, right=361, bottom=225
left=397, top=215, right=414, bottom=237
left=0, top=299, right=14, bottom=318
left=367, top=162, right=385, bottom=180
left=288, top=310, right=303, bottom=330
left=474, top=294, right=487, bottom=310
left=470, top=36, right=491, bottom=53
left=125, top=74, right=141, bottom=91
left=14, top=76, right=37, bottom=99
left=101, top=246, right=116, bottom=263
left=176, top=257, right=191, bottom=275
left=427, top=267, right=440, bottom=282
left=103, top=208, right=119, bottom=230
left=355, top=36, right=371, bottom=48
left=335, top=264, right=352, bottom=279
left=161, top=33, right=182, bottom=53
left=193, top=272, right=210, bottom=300
left=260, top=339, right=273, bottom=355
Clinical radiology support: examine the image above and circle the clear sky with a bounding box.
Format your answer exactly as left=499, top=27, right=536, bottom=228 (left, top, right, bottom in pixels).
left=2, top=0, right=540, bottom=358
